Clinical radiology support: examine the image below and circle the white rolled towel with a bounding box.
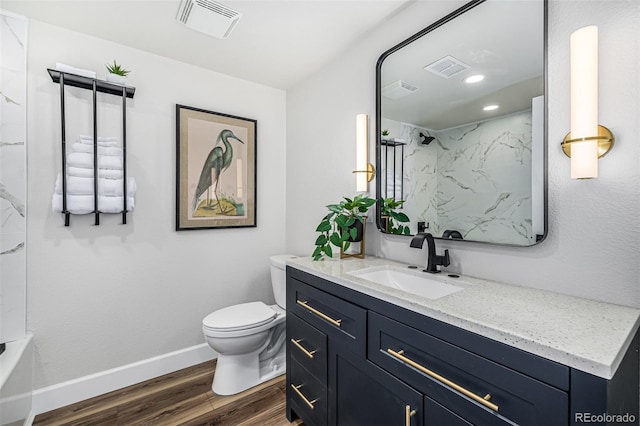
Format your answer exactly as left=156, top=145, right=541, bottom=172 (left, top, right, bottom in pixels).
left=67, top=166, right=123, bottom=180
left=55, top=63, right=97, bottom=79
left=54, top=173, right=136, bottom=197
left=67, top=152, right=123, bottom=170
left=52, top=194, right=135, bottom=214
left=78, top=134, right=118, bottom=142
left=78, top=135, right=119, bottom=147
left=71, top=143, right=123, bottom=157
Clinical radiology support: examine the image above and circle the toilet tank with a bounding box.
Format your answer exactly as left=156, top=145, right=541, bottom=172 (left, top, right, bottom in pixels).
left=270, top=254, right=297, bottom=309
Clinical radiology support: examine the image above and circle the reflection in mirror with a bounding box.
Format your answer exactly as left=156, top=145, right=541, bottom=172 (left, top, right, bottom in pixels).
left=376, top=0, right=546, bottom=246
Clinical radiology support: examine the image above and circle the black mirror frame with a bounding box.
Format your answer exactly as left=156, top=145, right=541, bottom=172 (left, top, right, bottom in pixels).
left=375, top=0, right=548, bottom=247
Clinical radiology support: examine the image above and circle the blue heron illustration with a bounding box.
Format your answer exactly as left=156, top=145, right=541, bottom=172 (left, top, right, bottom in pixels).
left=192, top=129, right=244, bottom=214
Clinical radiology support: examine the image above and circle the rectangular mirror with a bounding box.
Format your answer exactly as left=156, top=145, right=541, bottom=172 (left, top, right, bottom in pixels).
left=376, top=0, right=547, bottom=246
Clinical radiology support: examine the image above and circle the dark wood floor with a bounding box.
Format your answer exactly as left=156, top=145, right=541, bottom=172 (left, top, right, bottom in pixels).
left=33, top=360, right=303, bottom=426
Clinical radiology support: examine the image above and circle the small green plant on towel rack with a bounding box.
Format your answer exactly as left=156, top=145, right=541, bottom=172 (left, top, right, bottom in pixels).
left=106, top=60, right=130, bottom=76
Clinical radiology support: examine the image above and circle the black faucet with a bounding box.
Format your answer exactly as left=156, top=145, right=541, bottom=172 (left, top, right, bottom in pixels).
left=410, top=232, right=450, bottom=273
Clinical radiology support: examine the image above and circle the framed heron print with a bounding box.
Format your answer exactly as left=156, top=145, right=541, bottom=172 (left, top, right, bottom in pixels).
left=176, top=104, right=257, bottom=230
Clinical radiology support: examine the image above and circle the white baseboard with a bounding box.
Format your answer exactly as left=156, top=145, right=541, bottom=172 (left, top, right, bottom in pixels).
left=24, top=410, right=36, bottom=426
left=32, top=343, right=217, bottom=416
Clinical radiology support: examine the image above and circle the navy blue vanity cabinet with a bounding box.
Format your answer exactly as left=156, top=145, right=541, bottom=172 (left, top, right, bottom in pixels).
left=285, top=266, right=639, bottom=426
left=286, top=272, right=367, bottom=425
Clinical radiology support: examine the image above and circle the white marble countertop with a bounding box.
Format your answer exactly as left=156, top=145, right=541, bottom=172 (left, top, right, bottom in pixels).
left=287, top=256, right=640, bottom=380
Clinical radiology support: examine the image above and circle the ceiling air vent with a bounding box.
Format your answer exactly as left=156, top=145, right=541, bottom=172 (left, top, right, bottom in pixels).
left=424, top=55, right=470, bottom=78
left=176, top=0, right=242, bottom=39
left=382, top=80, right=419, bottom=100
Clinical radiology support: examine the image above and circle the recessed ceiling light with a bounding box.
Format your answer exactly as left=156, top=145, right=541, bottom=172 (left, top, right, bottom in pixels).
left=464, top=74, right=485, bottom=84
left=483, top=105, right=499, bottom=111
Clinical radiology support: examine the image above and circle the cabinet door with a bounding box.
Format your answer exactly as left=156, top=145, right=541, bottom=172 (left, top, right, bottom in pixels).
left=423, top=396, right=473, bottom=426
left=334, top=350, right=423, bottom=426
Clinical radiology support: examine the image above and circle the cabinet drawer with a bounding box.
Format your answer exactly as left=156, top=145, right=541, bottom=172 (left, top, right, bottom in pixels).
left=368, top=312, right=567, bottom=426
left=287, top=359, right=327, bottom=426
left=288, top=277, right=366, bottom=356
left=287, top=313, right=327, bottom=381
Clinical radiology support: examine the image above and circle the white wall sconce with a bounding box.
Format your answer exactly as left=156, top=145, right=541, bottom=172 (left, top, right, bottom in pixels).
left=353, top=114, right=375, bottom=191
left=561, top=25, right=614, bottom=179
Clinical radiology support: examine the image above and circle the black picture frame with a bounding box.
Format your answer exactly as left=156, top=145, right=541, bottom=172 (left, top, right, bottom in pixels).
left=176, top=104, right=257, bottom=230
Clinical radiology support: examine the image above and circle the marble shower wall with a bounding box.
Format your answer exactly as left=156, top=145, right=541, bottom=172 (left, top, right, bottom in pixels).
left=435, top=111, right=533, bottom=244
left=400, top=110, right=533, bottom=244
left=0, top=11, right=27, bottom=343
left=397, top=124, right=438, bottom=234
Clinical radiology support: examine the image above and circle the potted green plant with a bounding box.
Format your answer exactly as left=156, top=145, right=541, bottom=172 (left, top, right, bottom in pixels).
left=381, top=197, right=411, bottom=235
left=381, top=129, right=390, bottom=140
left=312, top=194, right=376, bottom=260
left=105, top=60, right=130, bottom=84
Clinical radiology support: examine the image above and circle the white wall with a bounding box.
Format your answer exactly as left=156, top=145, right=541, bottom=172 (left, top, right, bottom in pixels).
left=27, top=20, right=287, bottom=389
left=286, top=0, right=640, bottom=308
left=286, top=0, right=459, bottom=260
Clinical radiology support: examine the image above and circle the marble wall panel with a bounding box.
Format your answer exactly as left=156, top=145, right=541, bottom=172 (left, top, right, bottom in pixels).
left=1, top=11, right=27, bottom=343
left=435, top=111, right=533, bottom=244
left=398, top=110, right=533, bottom=244
left=398, top=124, right=438, bottom=234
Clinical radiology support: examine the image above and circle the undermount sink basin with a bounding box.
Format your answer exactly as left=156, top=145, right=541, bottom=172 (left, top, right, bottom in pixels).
left=347, top=265, right=469, bottom=300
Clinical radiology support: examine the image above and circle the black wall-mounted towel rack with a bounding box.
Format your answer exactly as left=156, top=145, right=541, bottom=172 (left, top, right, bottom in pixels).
left=381, top=139, right=405, bottom=203
left=48, top=68, right=135, bottom=226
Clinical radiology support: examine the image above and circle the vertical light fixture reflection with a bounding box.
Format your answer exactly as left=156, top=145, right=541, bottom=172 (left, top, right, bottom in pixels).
left=570, top=25, right=599, bottom=179
left=354, top=114, right=375, bottom=191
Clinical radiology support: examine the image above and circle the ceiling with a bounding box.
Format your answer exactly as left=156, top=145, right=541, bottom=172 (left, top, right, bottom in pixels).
left=381, top=0, right=544, bottom=130
left=2, top=0, right=412, bottom=89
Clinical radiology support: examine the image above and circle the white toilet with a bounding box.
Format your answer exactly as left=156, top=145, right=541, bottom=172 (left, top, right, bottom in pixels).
left=202, top=254, right=296, bottom=395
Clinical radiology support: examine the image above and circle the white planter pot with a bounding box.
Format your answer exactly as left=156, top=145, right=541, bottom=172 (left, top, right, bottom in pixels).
left=106, top=73, right=127, bottom=85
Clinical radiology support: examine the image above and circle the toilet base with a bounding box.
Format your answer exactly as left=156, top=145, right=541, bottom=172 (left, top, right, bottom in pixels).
left=212, top=346, right=285, bottom=395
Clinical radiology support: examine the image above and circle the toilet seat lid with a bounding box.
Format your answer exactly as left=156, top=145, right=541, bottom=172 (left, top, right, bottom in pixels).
left=203, top=302, right=277, bottom=332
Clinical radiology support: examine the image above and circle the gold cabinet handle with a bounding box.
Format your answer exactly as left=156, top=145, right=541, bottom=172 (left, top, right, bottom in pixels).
left=388, top=349, right=499, bottom=412
left=290, top=338, right=316, bottom=359
left=297, top=300, right=342, bottom=327
left=405, top=405, right=416, bottom=426
left=291, top=384, right=317, bottom=409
